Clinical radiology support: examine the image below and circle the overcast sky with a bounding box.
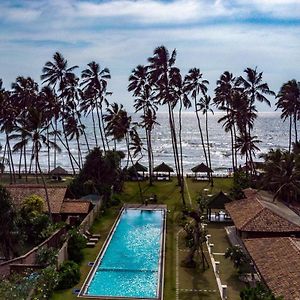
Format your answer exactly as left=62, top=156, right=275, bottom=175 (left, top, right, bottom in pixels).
left=0, top=0, right=299, bottom=111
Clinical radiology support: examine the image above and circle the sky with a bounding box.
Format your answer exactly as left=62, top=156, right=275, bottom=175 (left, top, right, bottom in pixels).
left=0, top=0, right=300, bottom=112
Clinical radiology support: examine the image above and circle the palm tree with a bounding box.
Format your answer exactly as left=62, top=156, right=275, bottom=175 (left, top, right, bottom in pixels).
left=148, top=46, right=185, bottom=206
left=0, top=83, right=16, bottom=183
left=41, top=52, right=78, bottom=174
left=15, top=108, right=61, bottom=222
left=261, top=149, right=300, bottom=202
left=104, top=103, right=144, bottom=201
left=128, top=64, right=158, bottom=185
left=11, top=76, right=39, bottom=178
left=276, top=80, right=300, bottom=152
left=198, top=94, right=214, bottom=185
left=214, top=71, right=238, bottom=170
left=184, top=68, right=209, bottom=170
left=81, top=61, right=111, bottom=152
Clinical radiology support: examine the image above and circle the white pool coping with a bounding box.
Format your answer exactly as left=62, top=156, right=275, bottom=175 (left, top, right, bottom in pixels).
left=78, top=205, right=167, bottom=300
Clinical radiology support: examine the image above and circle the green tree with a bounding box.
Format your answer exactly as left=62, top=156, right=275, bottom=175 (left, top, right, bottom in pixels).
left=0, top=185, right=19, bottom=259
left=240, top=284, right=283, bottom=300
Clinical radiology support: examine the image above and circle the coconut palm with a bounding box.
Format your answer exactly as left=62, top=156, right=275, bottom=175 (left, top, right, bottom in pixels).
left=15, top=108, right=61, bottom=222
left=184, top=68, right=209, bottom=169
left=148, top=46, right=185, bottom=206
left=261, top=149, right=300, bottom=202
left=41, top=52, right=78, bottom=173
left=276, top=80, right=300, bottom=152
left=128, top=64, right=158, bottom=185
left=81, top=61, right=111, bottom=151
left=11, top=76, right=39, bottom=178
left=198, top=94, right=214, bottom=185
left=104, top=103, right=144, bottom=201
left=214, top=71, right=238, bottom=170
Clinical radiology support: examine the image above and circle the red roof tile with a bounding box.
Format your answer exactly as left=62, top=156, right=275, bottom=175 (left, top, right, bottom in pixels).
left=225, top=191, right=300, bottom=232
left=6, top=185, right=67, bottom=214
left=244, top=237, right=300, bottom=300
left=60, top=200, right=91, bottom=214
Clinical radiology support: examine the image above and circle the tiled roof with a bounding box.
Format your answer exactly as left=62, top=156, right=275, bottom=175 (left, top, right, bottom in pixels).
left=225, top=190, right=300, bottom=232
left=244, top=237, right=300, bottom=300
left=6, top=185, right=67, bottom=214
left=60, top=200, right=91, bottom=214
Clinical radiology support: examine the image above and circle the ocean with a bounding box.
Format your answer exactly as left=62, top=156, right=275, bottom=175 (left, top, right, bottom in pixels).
left=0, top=112, right=296, bottom=174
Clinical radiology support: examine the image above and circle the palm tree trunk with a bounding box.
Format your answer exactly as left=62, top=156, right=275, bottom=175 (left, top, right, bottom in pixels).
left=289, top=115, right=292, bottom=152
left=126, top=135, right=143, bottom=202
left=78, top=117, right=90, bottom=152
left=6, top=134, right=16, bottom=183
left=18, top=144, right=23, bottom=179
left=47, top=127, right=50, bottom=174
left=50, top=123, right=80, bottom=169
left=294, top=112, right=298, bottom=144
left=62, top=121, right=76, bottom=174
left=100, top=106, right=110, bottom=151
left=54, top=119, right=58, bottom=168
left=37, top=153, right=53, bottom=223
left=91, top=110, right=98, bottom=147
left=96, top=104, right=106, bottom=153
left=205, top=111, right=213, bottom=187
left=76, top=137, right=82, bottom=170
left=178, top=98, right=186, bottom=206
left=194, top=96, right=209, bottom=168
left=146, top=128, right=153, bottom=186
left=24, top=143, right=28, bottom=182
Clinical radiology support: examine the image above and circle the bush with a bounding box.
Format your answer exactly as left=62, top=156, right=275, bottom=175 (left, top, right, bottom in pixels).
left=21, top=194, right=44, bottom=216
left=110, top=194, right=121, bottom=206
left=56, top=261, right=80, bottom=290
left=36, top=247, right=57, bottom=266
left=67, top=230, right=87, bottom=263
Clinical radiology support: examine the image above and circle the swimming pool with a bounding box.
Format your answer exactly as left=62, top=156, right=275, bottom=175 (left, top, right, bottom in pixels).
left=79, top=207, right=166, bottom=299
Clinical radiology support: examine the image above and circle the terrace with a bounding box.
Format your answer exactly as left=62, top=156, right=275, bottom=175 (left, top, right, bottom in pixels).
left=51, top=177, right=247, bottom=300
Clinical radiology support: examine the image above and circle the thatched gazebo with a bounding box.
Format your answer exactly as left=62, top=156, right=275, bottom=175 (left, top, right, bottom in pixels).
left=191, top=163, right=213, bottom=180
left=127, top=162, right=148, bottom=180
left=207, top=191, right=232, bottom=221
left=153, top=162, right=174, bottom=181
left=49, top=166, right=68, bottom=176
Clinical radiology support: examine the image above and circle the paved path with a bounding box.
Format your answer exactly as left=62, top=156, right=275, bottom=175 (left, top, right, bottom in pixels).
left=184, top=177, right=193, bottom=208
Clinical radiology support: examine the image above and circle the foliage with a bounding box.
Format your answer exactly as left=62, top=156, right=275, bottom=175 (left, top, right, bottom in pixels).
left=32, top=266, right=60, bottom=299
left=67, top=230, right=87, bottom=263
left=231, top=170, right=250, bottom=199
left=21, top=194, right=44, bottom=215
left=0, top=185, right=20, bottom=259
left=68, top=148, right=123, bottom=199
left=260, top=148, right=300, bottom=202
left=0, top=272, right=33, bottom=300
left=225, top=245, right=249, bottom=270
left=56, top=261, right=81, bottom=290
left=36, top=246, right=58, bottom=266
left=109, top=194, right=122, bottom=206
left=240, top=283, right=283, bottom=300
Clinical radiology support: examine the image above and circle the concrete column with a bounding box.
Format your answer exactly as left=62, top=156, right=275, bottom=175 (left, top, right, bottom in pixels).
left=215, top=261, right=220, bottom=273
left=222, top=285, right=227, bottom=299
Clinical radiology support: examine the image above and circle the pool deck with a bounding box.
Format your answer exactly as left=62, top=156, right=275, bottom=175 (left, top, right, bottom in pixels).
left=78, top=204, right=167, bottom=300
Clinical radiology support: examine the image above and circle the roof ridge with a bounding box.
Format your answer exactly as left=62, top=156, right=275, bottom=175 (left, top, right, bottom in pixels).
left=240, top=196, right=264, bottom=229
left=290, top=237, right=300, bottom=253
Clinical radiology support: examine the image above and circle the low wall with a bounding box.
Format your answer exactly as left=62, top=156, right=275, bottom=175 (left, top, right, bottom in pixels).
left=79, top=198, right=102, bottom=234
left=56, top=198, right=103, bottom=267
left=0, top=227, right=66, bottom=277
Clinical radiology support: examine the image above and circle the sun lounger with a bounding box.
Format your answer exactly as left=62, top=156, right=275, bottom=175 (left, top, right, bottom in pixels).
left=83, top=233, right=99, bottom=243
left=86, top=230, right=101, bottom=239
left=86, top=242, right=96, bottom=248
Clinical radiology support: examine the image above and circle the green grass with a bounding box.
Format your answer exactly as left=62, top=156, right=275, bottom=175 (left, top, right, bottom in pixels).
left=207, top=223, right=246, bottom=300
left=0, top=173, right=74, bottom=186
left=51, top=177, right=241, bottom=300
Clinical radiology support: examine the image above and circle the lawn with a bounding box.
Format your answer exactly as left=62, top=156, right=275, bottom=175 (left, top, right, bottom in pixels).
left=51, top=177, right=241, bottom=300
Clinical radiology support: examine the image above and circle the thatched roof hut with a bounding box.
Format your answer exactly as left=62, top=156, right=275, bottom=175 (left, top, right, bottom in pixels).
left=191, top=163, right=213, bottom=173
left=49, top=166, right=68, bottom=176
left=153, top=162, right=174, bottom=181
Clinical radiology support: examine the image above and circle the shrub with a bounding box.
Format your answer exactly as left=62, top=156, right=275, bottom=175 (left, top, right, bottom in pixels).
left=36, top=247, right=57, bottom=266
left=110, top=194, right=121, bottom=206
left=56, top=261, right=80, bottom=290
left=21, top=194, right=44, bottom=215
left=67, top=230, right=87, bottom=263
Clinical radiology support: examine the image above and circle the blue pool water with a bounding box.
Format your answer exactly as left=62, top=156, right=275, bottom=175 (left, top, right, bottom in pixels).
left=85, top=209, right=165, bottom=299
